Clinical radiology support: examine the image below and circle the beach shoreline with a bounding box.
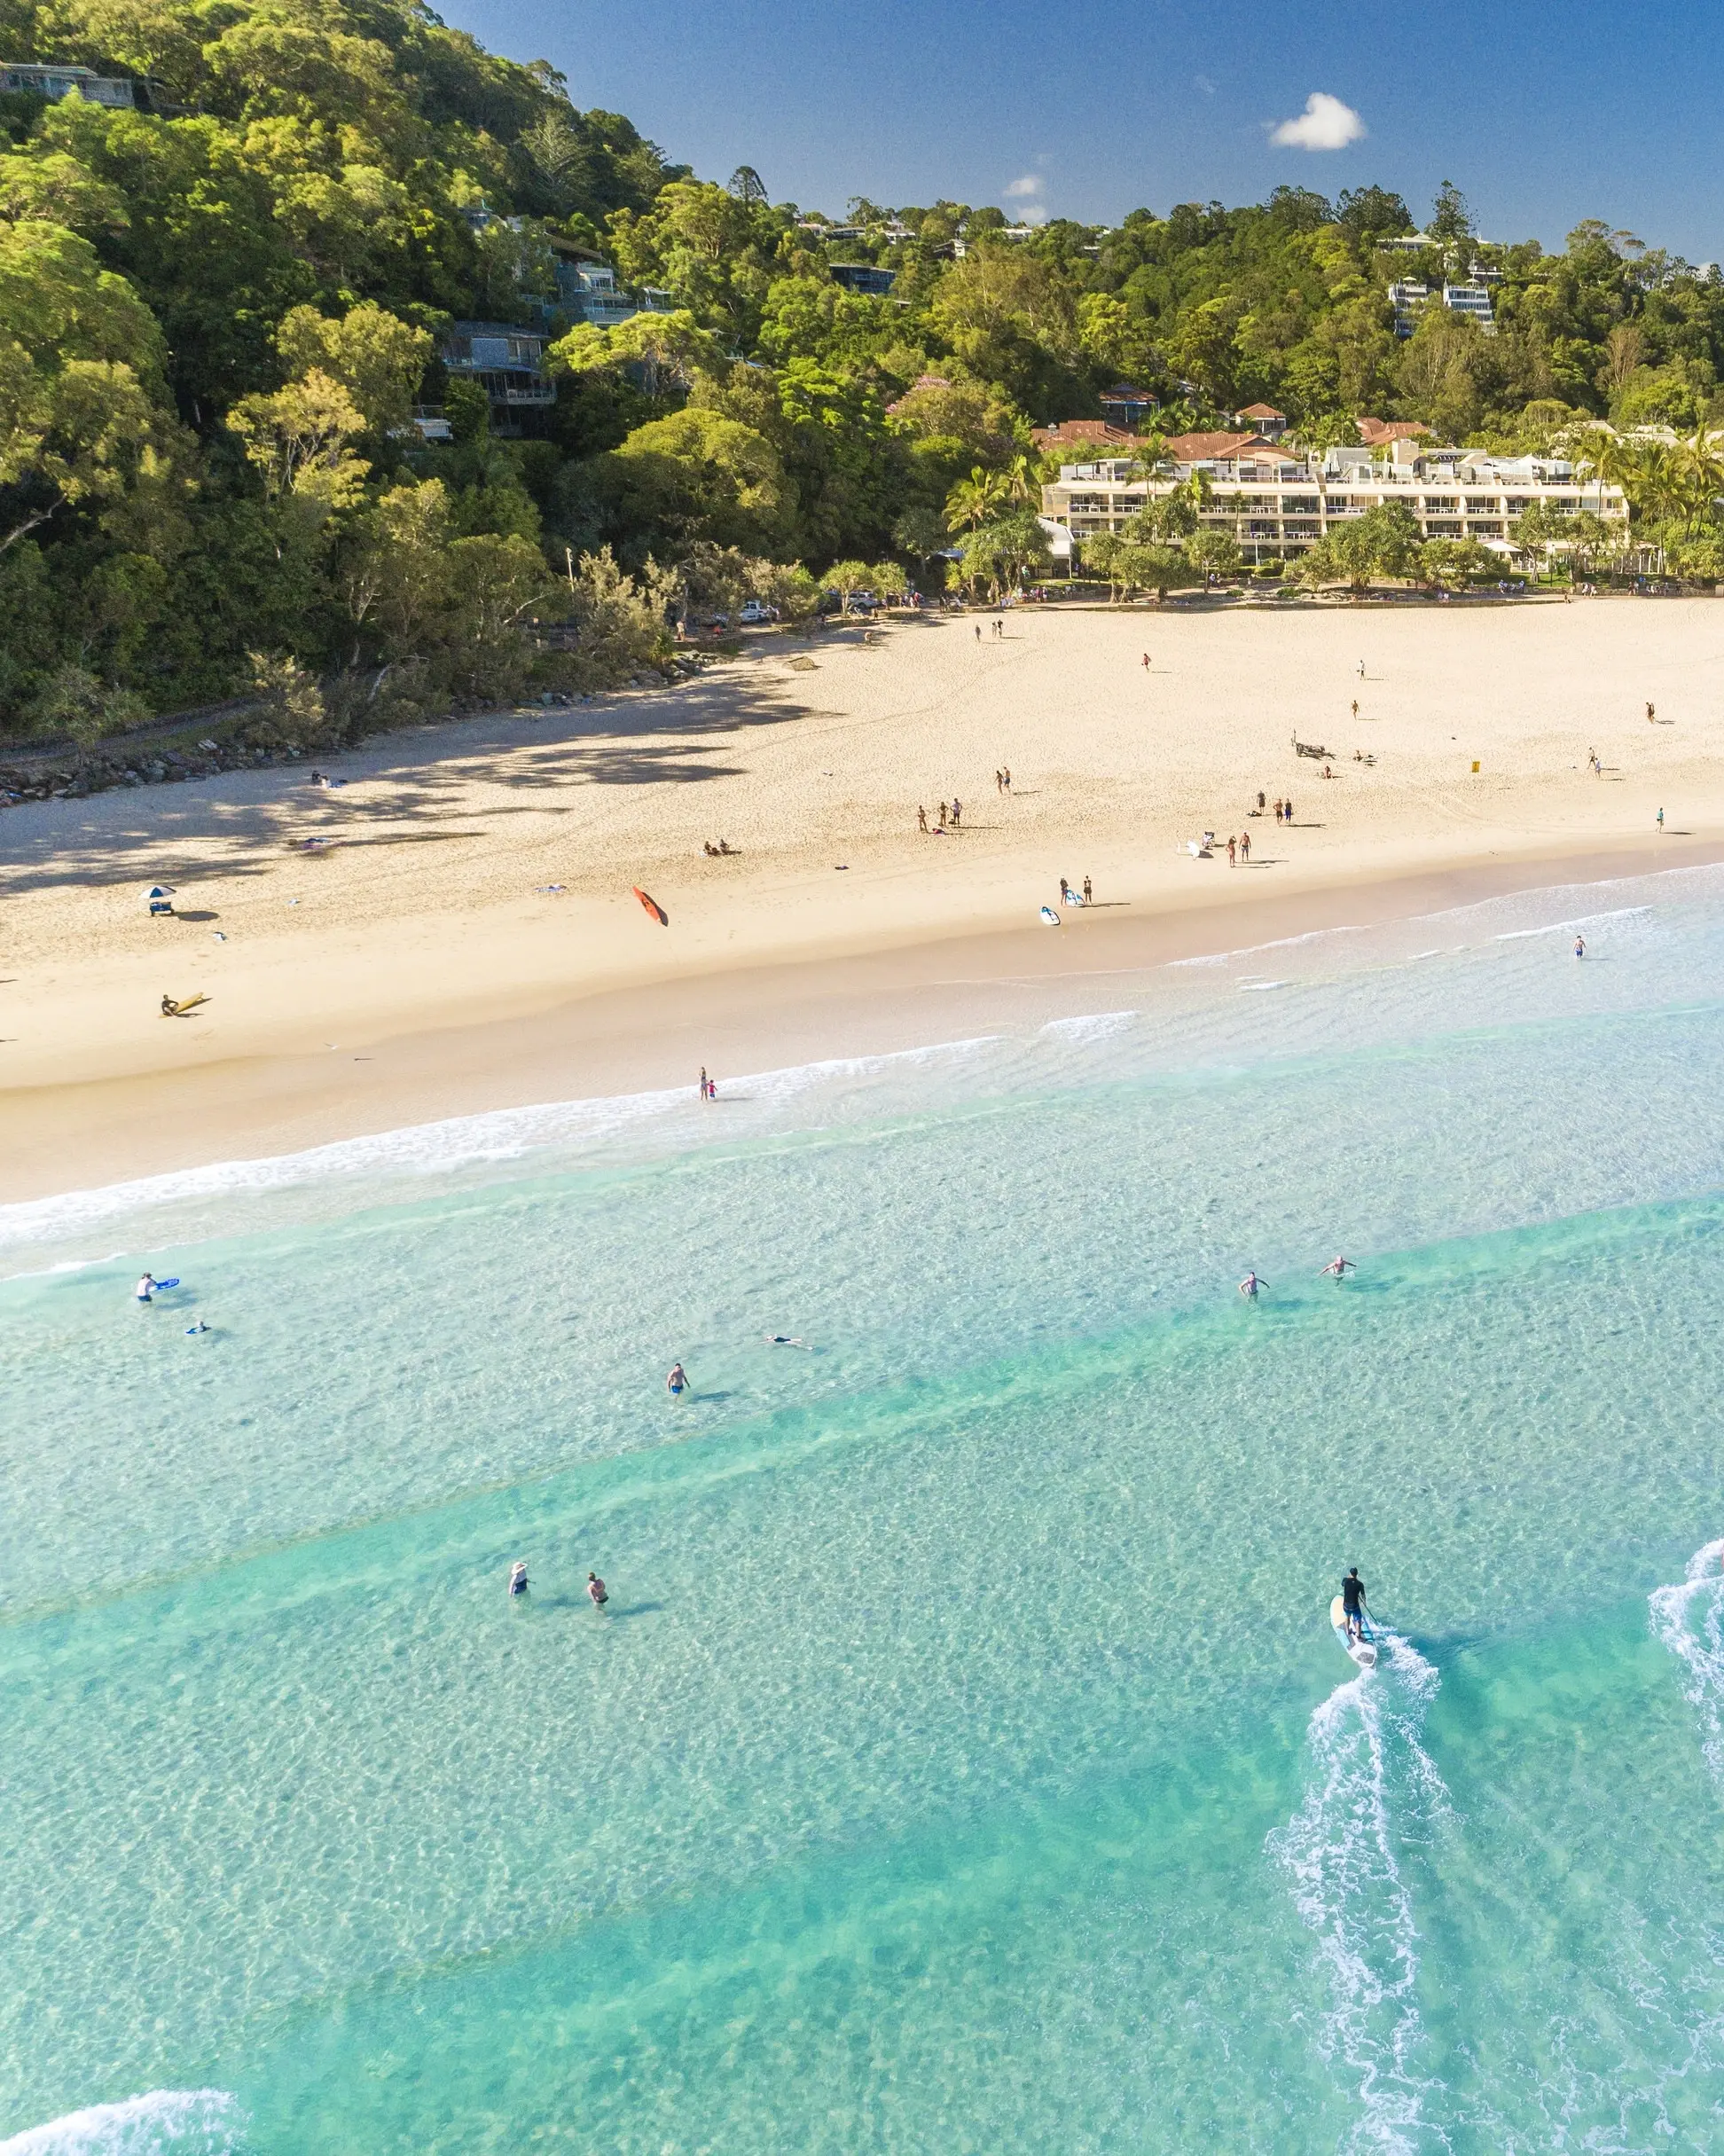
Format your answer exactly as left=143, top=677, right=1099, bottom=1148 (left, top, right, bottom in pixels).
left=4, top=831, right=1718, bottom=1206
left=6, top=601, right=1722, bottom=1203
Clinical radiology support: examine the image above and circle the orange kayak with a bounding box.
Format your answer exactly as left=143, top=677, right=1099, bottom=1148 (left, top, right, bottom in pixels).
left=632, top=886, right=668, bottom=926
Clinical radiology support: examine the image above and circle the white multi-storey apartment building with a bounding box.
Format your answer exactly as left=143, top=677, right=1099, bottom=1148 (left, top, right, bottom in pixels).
left=1039, top=428, right=1627, bottom=564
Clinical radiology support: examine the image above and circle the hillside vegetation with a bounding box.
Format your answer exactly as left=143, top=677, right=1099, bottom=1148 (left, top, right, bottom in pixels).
left=5, top=0, right=1724, bottom=747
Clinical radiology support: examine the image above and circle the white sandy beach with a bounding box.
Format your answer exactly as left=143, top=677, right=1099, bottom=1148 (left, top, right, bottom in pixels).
left=4, top=596, right=1721, bottom=1197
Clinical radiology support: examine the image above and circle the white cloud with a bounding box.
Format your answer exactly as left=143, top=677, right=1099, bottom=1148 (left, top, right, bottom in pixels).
left=1269, top=92, right=1366, bottom=151
left=1002, top=174, right=1044, bottom=199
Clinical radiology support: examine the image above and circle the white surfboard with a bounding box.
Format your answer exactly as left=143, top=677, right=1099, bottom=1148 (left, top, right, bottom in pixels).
left=1330, top=1594, right=1378, bottom=1669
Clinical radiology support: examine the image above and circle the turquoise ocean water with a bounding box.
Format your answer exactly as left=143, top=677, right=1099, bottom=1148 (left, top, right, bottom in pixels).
left=7, top=866, right=1724, bottom=2154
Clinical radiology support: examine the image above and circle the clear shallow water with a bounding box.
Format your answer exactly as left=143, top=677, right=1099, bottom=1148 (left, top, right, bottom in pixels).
left=7, top=867, right=1724, bottom=2152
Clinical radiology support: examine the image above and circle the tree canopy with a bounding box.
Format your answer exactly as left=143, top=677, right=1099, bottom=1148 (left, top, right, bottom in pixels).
left=4, top=0, right=1724, bottom=736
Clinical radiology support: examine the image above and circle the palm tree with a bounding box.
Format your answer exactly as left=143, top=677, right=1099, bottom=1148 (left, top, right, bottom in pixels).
left=944, top=466, right=1008, bottom=534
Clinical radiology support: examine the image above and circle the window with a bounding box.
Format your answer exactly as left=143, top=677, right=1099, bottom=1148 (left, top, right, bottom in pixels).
left=1425, top=520, right=1462, bottom=537
left=1468, top=522, right=1504, bottom=537
left=1283, top=522, right=1319, bottom=539
left=1464, top=496, right=1499, bottom=511
left=1281, top=497, right=1320, bottom=514
left=1069, top=494, right=1109, bottom=514
left=1422, top=496, right=1458, bottom=511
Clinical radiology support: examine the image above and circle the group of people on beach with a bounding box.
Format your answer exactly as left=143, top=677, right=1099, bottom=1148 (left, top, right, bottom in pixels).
left=917, top=799, right=962, bottom=833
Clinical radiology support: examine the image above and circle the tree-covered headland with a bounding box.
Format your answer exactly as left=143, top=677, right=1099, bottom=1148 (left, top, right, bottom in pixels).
left=6, top=0, right=1724, bottom=751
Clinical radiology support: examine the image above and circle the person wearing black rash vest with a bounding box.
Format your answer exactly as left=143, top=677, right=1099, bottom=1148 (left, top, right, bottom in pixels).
left=1341, top=1567, right=1367, bottom=1643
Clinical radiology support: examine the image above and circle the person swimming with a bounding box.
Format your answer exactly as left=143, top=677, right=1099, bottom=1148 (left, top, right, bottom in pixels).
left=667, top=1361, right=688, bottom=1395
left=1319, top=1256, right=1356, bottom=1279
left=508, top=1560, right=529, bottom=1597
left=1340, top=1566, right=1367, bottom=1643
left=764, top=1333, right=807, bottom=1347
left=587, top=1571, right=608, bottom=1609
left=184, top=1320, right=209, bottom=1335
left=1238, top=1271, right=1267, bottom=1300
left=135, top=1273, right=157, bottom=1302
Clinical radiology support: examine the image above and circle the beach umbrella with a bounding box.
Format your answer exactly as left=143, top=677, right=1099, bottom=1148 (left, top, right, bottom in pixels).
left=146, top=884, right=176, bottom=914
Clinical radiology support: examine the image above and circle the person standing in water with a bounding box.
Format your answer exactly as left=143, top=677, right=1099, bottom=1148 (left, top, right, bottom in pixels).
left=699, top=1067, right=709, bottom=1102
left=1238, top=1271, right=1267, bottom=1301
left=1341, top=1566, right=1367, bottom=1642
left=508, top=1560, right=529, bottom=1597
left=667, top=1361, right=689, bottom=1396
left=587, top=1571, right=609, bottom=1611
left=1319, top=1256, right=1356, bottom=1279
left=1574, top=934, right=1586, bottom=960
left=135, top=1273, right=157, bottom=1302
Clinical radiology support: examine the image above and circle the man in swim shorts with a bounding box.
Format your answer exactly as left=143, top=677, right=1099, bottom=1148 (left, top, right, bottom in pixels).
left=1238, top=1271, right=1266, bottom=1300
left=1341, top=1567, right=1366, bottom=1642
left=136, top=1274, right=157, bottom=1302
left=587, top=1572, right=608, bottom=1610
left=1319, top=1256, right=1356, bottom=1279
left=667, top=1361, right=688, bottom=1395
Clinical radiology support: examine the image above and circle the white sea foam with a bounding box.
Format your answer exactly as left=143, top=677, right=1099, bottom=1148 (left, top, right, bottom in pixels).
left=0, top=1035, right=1002, bottom=1261
left=1038, top=1011, right=1138, bottom=1042
left=1493, top=906, right=1654, bottom=944
left=0, top=2091, right=243, bottom=2156
left=1269, top=1635, right=1450, bottom=2152
left=1650, top=1539, right=1724, bottom=1784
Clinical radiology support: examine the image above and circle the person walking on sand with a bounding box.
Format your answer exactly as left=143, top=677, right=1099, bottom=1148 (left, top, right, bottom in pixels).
left=1284, top=795, right=1294, bottom=824
left=994, top=770, right=1003, bottom=794
left=1002, top=766, right=1011, bottom=792
left=1657, top=806, right=1665, bottom=831
left=1083, top=875, right=1093, bottom=905
left=1647, top=702, right=1656, bottom=723
left=951, top=797, right=961, bottom=828
left=974, top=623, right=982, bottom=643
left=1227, top=835, right=1237, bottom=866
left=1141, top=651, right=1150, bottom=670
left=587, top=1571, right=608, bottom=1611
left=917, top=804, right=928, bottom=833
left=1351, top=699, right=1359, bottom=720
left=1357, top=660, right=1366, bottom=678
left=937, top=801, right=947, bottom=829
left=1273, top=798, right=1284, bottom=824
left=1239, top=830, right=1250, bottom=863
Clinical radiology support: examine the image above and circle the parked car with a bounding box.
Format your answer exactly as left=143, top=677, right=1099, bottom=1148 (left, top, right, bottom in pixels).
left=738, top=600, right=779, bottom=625
left=845, top=592, right=877, bottom=615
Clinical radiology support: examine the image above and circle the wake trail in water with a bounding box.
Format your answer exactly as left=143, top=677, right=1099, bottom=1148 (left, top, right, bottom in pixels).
left=0, top=2092, right=244, bottom=2156
left=1650, top=1538, right=1724, bottom=1784
left=1269, top=1635, right=1453, bottom=2153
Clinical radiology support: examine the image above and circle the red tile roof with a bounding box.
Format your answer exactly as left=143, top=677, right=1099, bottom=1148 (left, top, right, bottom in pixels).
left=1356, top=416, right=1431, bottom=447
left=1234, top=403, right=1285, bottom=420
left=1162, top=430, right=1258, bottom=461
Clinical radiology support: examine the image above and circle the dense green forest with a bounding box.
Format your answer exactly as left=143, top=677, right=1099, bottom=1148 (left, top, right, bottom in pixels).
left=5, top=0, right=1724, bottom=745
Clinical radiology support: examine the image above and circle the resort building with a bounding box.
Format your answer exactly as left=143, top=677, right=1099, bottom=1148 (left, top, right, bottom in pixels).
left=1100, top=384, right=1158, bottom=428
left=1038, top=423, right=1627, bottom=564
left=2, top=59, right=135, bottom=104
left=1390, top=281, right=1497, bottom=337
left=829, top=263, right=897, bottom=295
left=437, top=324, right=555, bottom=432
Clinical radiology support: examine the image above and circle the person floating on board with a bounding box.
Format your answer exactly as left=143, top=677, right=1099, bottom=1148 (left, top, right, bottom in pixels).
left=1318, top=1256, right=1356, bottom=1279
left=508, top=1560, right=529, bottom=1598
left=667, top=1361, right=688, bottom=1397
left=135, top=1273, right=157, bottom=1302
left=1238, top=1271, right=1266, bottom=1301
left=587, top=1572, right=609, bottom=1611
left=184, top=1321, right=209, bottom=1336
left=1341, top=1567, right=1367, bottom=1644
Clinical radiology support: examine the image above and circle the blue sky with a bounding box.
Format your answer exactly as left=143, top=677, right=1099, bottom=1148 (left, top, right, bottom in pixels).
left=448, top=0, right=1723, bottom=260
